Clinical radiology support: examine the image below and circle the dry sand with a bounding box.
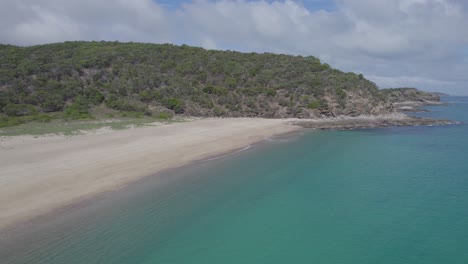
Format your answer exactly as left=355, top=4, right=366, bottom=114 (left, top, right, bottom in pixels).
left=0, top=118, right=301, bottom=231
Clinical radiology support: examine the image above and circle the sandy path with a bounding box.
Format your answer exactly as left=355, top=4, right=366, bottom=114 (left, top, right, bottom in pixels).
left=0, top=118, right=300, bottom=231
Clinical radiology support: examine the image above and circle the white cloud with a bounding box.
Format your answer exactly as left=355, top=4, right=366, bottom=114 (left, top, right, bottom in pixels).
left=0, top=0, right=172, bottom=44
left=1, top=0, right=467, bottom=94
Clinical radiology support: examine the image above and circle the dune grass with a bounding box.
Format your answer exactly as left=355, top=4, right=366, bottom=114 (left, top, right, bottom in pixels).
left=0, top=116, right=179, bottom=137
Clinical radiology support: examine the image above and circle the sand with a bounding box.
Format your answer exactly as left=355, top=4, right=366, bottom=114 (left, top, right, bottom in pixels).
left=0, top=118, right=301, bottom=231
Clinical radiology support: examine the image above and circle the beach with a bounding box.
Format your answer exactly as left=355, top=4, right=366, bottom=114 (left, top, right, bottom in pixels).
left=1, top=98, right=467, bottom=264
left=0, top=118, right=301, bottom=231
left=0, top=114, right=455, bottom=232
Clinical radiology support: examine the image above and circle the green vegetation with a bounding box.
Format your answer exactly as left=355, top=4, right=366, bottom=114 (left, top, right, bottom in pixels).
left=0, top=116, right=177, bottom=136
left=2, top=104, right=37, bottom=117
left=0, top=113, right=53, bottom=128
left=380, top=88, right=440, bottom=103
left=0, top=41, right=391, bottom=127
left=335, top=88, right=347, bottom=99
left=307, top=100, right=323, bottom=109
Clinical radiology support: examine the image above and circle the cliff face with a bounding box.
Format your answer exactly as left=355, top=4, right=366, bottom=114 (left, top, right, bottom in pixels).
left=0, top=42, right=433, bottom=121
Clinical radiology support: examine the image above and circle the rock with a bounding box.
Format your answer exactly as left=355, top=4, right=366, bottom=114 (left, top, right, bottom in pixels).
left=291, top=115, right=459, bottom=130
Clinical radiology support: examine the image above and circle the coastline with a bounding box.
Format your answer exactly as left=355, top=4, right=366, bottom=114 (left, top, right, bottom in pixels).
left=0, top=118, right=302, bottom=232
left=0, top=113, right=457, bottom=233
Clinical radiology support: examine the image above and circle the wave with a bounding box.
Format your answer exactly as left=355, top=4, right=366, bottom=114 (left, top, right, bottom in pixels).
left=264, top=137, right=291, bottom=143
left=263, top=135, right=300, bottom=143
left=202, top=145, right=252, bottom=161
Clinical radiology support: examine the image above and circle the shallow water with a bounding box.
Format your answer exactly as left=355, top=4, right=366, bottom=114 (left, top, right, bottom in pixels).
left=1, top=96, right=468, bottom=264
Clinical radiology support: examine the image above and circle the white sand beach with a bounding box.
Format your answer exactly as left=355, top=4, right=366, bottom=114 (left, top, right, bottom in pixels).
left=0, top=118, right=301, bottom=231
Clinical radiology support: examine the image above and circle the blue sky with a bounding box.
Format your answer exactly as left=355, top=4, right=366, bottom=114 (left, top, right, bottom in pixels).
left=1, top=0, right=467, bottom=94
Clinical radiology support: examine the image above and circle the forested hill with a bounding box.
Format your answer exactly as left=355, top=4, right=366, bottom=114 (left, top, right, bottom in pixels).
left=1, top=41, right=393, bottom=122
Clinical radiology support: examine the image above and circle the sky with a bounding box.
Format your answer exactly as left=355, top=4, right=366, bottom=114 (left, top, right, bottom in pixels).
left=1, top=0, right=467, bottom=95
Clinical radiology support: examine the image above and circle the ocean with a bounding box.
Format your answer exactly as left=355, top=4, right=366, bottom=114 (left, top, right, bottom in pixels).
left=1, top=96, right=468, bottom=264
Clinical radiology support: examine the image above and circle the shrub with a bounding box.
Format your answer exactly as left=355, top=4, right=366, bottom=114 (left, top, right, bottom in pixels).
left=106, top=95, right=150, bottom=114
left=196, top=96, right=214, bottom=109
left=63, top=95, right=94, bottom=119
left=307, top=100, right=322, bottom=109
left=240, top=87, right=260, bottom=96
left=84, top=88, right=105, bottom=105
left=29, top=113, right=53, bottom=123
left=162, top=98, right=185, bottom=114
left=41, top=94, right=65, bottom=112
left=202, top=85, right=228, bottom=95
left=335, top=88, right=347, bottom=99
left=139, top=90, right=153, bottom=102
left=225, top=77, right=237, bottom=88
left=121, top=111, right=144, bottom=118
left=64, top=102, right=93, bottom=120
left=213, top=106, right=225, bottom=116
left=105, top=94, right=120, bottom=108
left=138, top=90, right=162, bottom=102
left=246, top=98, right=257, bottom=109
left=262, top=88, right=276, bottom=97
left=0, top=115, right=24, bottom=128
left=155, top=112, right=172, bottom=119
left=3, top=104, right=37, bottom=117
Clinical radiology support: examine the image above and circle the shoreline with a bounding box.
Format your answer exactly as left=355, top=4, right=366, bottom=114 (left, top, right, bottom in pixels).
left=0, top=118, right=302, bottom=232
left=0, top=114, right=457, bottom=233
left=0, top=130, right=303, bottom=248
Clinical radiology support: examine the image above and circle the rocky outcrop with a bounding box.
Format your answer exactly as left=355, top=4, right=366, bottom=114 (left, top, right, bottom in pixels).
left=379, top=88, right=448, bottom=113
left=381, top=88, right=441, bottom=103
left=290, top=87, right=459, bottom=130
left=291, top=114, right=458, bottom=130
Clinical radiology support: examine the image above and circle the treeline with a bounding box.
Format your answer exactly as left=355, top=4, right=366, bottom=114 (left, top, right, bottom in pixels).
left=0, top=41, right=388, bottom=127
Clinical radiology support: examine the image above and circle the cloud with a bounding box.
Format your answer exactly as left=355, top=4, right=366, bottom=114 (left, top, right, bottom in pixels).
left=0, top=0, right=172, bottom=44
left=1, top=0, right=467, bottom=94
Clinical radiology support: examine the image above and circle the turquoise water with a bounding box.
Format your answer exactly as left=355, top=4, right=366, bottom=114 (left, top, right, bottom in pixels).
left=1, top=97, right=468, bottom=263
